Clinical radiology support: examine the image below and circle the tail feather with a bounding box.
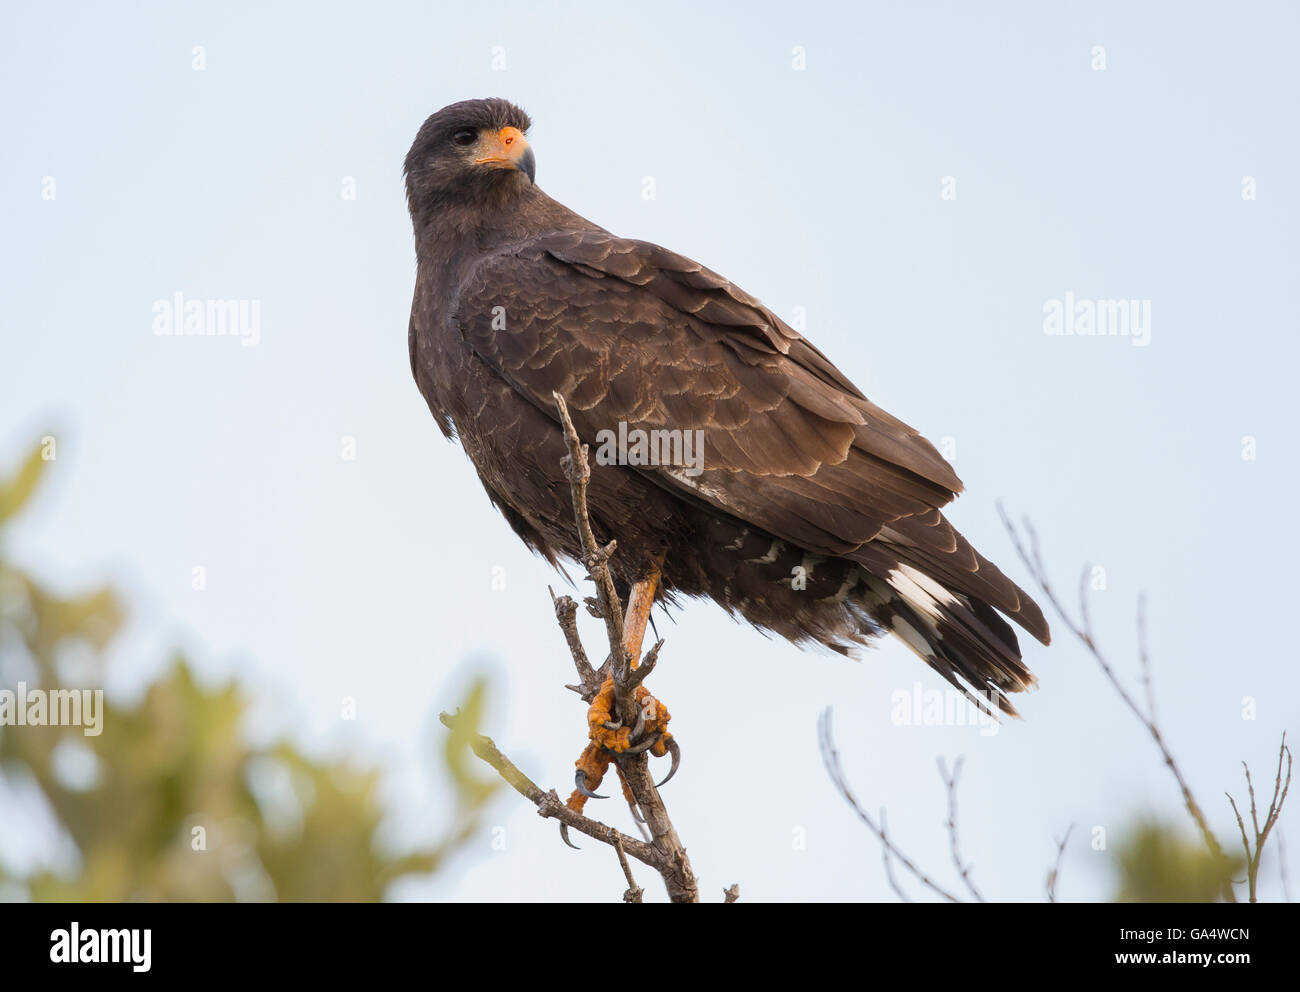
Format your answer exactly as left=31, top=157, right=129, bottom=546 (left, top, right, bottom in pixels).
left=860, top=563, right=1038, bottom=718
left=693, top=512, right=1048, bottom=717
left=881, top=517, right=1052, bottom=647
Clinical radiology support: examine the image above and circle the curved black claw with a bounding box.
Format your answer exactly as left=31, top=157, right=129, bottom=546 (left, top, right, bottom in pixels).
left=631, top=811, right=652, bottom=844
left=619, top=731, right=661, bottom=756
left=575, top=768, right=608, bottom=800
left=559, top=822, right=580, bottom=850
left=631, top=705, right=647, bottom=742
left=627, top=800, right=645, bottom=825
left=655, top=737, right=681, bottom=788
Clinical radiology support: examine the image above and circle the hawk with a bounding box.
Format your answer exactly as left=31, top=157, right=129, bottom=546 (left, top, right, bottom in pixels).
left=406, top=98, right=1049, bottom=716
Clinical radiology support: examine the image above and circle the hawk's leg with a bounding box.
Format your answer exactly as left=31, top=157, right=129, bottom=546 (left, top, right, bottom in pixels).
left=565, top=561, right=677, bottom=825
left=621, top=567, right=658, bottom=670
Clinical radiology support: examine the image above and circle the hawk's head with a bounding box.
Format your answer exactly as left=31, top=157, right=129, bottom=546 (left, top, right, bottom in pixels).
left=405, top=98, right=535, bottom=217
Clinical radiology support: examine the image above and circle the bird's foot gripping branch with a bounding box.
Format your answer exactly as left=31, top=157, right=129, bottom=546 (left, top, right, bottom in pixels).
left=440, top=394, right=699, bottom=903
left=565, top=562, right=680, bottom=830
left=585, top=680, right=673, bottom=760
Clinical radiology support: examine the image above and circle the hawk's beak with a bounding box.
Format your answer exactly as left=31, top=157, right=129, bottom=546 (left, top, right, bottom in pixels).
left=476, top=126, right=535, bottom=184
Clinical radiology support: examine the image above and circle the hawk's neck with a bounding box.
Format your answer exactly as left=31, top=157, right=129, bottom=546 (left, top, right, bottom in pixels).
left=415, top=187, right=596, bottom=269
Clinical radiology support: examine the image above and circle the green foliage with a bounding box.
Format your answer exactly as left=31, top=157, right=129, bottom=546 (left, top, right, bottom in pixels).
left=0, top=439, right=494, bottom=901
left=0, top=440, right=49, bottom=526
left=442, top=677, right=499, bottom=809
left=1112, top=820, right=1243, bottom=903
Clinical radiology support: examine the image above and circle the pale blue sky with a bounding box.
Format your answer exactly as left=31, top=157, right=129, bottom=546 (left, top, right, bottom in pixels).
left=2, top=1, right=1297, bottom=901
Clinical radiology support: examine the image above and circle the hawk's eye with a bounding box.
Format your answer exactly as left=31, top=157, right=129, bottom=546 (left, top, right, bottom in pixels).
left=452, top=128, right=477, bottom=147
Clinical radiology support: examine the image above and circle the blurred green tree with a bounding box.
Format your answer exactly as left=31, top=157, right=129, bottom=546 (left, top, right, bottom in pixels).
left=0, top=439, right=495, bottom=901
left=1113, top=821, right=1243, bottom=903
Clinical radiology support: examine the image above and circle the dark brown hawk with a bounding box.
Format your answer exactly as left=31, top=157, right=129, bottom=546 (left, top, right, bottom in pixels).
left=406, top=98, right=1050, bottom=716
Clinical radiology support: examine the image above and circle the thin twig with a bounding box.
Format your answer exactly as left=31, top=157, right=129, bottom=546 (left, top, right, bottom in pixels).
left=550, top=587, right=602, bottom=701
left=938, top=756, right=984, bottom=901
left=627, top=639, right=664, bottom=688
left=551, top=392, right=629, bottom=687
left=819, top=708, right=961, bottom=903
left=1046, top=824, right=1075, bottom=903
left=612, top=833, right=644, bottom=903
left=1136, top=595, right=1157, bottom=729
left=1279, top=831, right=1292, bottom=902
left=878, top=809, right=913, bottom=902
left=438, top=711, right=663, bottom=869
left=998, top=506, right=1233, bottom=899
left=1226, top=733, right=1292, bottom=902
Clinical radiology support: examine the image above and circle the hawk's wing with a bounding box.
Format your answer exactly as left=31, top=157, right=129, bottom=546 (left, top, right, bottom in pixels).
left=452, top=229, right=1048, bottom=643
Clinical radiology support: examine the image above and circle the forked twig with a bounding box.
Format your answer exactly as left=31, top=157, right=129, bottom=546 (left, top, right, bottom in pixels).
left=1226, top=733, right=1292, bottom=902
left=938, top=756, right=984, bottom=901
left=819, top=708, right=962, bottom=903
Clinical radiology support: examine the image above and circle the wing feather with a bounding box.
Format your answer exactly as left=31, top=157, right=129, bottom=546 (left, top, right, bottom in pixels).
left=451, top=229, right=1045, bottom=650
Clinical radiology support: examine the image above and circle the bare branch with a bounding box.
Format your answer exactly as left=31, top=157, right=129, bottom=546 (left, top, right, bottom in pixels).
left=549, top=587, right=601, bottom=701
left=998, top=505, right=1233, bottom=897
left=1227, top=792, right=1252, bottom=878
left=1136, top=594, right=1157, bottom=730
left=938, top=756, right=984, bottom=902
left=1226, top=733, right=1293, bottom=902
left=550, top=392, right=698, bottom=902
left=552, top=392, right=629, bottom=687
left=612, top=833, right=644, bottom=903
left=878, top=809, right=913, bottom=902
left=1280, top=831, right=1292, bottom=903
left=627, top=639, right=664, bottom=688
left=438, top=711, right=662, bottom=869
left=819, top=708, right=962, bottom=903
left=1046, top=824, right=1075, bottom=903
left=438, top=396, right=701, bottom=902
